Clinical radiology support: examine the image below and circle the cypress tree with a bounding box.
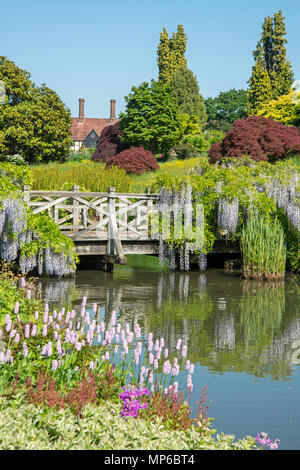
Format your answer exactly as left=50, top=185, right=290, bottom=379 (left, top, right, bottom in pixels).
left=247, top=10, right=294, bottom=114
left=170, top=67, right=207, bottom=128
left=270, top=10, right=294, bottom=98
left=157, top=28, right=171, bottom=83
left=246, top=43, right=273, bottom=115
left=157, top=25, right=187, bottom=83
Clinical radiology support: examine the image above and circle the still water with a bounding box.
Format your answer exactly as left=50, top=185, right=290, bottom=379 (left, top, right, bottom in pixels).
left=39, top=256, right=300, bottom=450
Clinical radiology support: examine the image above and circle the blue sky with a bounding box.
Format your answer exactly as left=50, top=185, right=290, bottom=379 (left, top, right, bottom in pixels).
left=1, top=0, right=299, bottom=118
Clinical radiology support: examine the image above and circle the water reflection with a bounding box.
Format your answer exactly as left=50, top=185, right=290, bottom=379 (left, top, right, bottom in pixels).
left=38, top=265, right=300, bottom=380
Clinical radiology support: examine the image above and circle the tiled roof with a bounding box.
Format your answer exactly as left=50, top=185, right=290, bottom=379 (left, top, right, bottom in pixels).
left=71, top=118, right=118, bottom=141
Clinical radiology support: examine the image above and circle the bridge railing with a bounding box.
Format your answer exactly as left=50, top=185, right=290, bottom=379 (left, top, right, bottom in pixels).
left=23, top=185, right=159, bottom=245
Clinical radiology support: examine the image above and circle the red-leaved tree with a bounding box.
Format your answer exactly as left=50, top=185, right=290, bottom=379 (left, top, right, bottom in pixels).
left=209, top=116, right=300, bottom=163
left=106, top=146, right=159, bottom=174
left=91, top=122, right=124, bottom=162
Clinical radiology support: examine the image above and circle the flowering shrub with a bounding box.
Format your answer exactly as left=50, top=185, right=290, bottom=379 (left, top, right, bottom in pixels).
left=209, top=116, right=300, bottom=163
left=91, top=122, right=124, bottom=163
left=106, top=146, right=159, bottom=174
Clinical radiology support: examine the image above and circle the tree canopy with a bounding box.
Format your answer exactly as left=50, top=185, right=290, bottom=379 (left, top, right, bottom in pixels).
left=205, top=89, right=247, bottom=129
left=119, top=80, right=181, bottom=155
left=170, top=67, right=207, bottom=129
left=0, top=56, right=72, bottom=163
left=157, top=25, right=187, bottom=83
left=247, top=10, right=294, bottom=115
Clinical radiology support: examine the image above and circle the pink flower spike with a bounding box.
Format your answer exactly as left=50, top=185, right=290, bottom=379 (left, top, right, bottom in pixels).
left=26, top=289, right=31, bottom=300
left=14, top=302, right=19, bottom=314
left=31, top=325, right=37, bottom=337
left=93, top=303, right=97, bottom=313
left=164, top=348, right=169, bottom=359
left=182, top=345, right=187, bottom=358
left=20, top=277, right=26, bottom=288
left=25, top=324, right=30, bottom=339
left=34, top=311, right=39, bottom=320
left=149, top=352, right=154, bottom=365
left=189, top=363, right=195, bottom=374
left=82, top=296, right=87, bottom=307
left=176, top=338, right=182, bottom=350
left=160, top=338, right=165, bottom=348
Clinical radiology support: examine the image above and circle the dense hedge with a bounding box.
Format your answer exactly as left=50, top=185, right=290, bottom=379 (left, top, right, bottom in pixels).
left=209, top=116, right=300, bottom=163
left=106, top=146, right=159, bottom=174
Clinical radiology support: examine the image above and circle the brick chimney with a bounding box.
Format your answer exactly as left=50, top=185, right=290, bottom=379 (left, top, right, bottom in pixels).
left=109, top=99, right=116, bottom=122
left=78, top=98, right=84, bottom=122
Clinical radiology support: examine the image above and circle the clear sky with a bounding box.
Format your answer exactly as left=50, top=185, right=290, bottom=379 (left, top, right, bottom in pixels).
left=1, top=0, right=299, bottom=118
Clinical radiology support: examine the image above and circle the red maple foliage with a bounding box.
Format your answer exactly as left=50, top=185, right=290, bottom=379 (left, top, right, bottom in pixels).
left=209, top=116, right=300, bottom=163
left=106, top=146, right=159, bottom=174
left=91, top=122, right=124, bottom=162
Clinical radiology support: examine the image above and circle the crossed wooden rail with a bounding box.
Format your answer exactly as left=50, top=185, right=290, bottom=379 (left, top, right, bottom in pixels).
left=23, top=185, right=159, bottom=263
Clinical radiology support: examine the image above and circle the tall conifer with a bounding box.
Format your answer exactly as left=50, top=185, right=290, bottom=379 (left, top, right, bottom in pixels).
left=157, top=25, right=187, bottom=83
left=247, top=10, right=294, bottom=114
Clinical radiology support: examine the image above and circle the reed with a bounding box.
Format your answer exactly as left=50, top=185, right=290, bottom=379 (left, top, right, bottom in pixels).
left=240, top=216, right=287, bottom=280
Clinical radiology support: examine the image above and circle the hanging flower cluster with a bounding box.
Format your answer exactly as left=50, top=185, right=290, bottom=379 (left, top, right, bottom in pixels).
left=217, top=198, right=239, bottom=236
left=266, top=175, right=300, bottom=231
left=157, top=184, right=201, bottom=272
left=0, top=197, right=76, bottom=277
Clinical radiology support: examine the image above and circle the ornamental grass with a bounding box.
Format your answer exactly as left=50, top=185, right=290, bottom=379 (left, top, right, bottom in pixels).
left=240, top=216, right=287, bottom=280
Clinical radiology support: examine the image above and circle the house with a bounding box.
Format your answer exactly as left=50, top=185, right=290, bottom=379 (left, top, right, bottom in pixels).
left=70, top=98, right=117, bottom=151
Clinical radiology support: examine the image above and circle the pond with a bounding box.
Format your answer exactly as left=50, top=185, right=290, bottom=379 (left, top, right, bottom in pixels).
left=38, top=255, right=300, bottom=450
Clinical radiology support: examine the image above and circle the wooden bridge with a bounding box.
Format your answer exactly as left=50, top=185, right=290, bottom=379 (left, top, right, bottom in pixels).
left=23, top=185, right=163, bottom=270
left=22, top=185, right=246, bottom=271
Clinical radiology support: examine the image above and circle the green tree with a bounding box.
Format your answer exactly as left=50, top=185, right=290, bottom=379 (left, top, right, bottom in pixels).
left=205, top=89, right=247, bottom=127
left=157, top=25, right=187, bottom=83
left=246, top=43, right=273, bottom=115
left=270, top=10, right=294, bottom=98
left=0, top=56, right=72, bottom=163
left=247, top=10, right=294, bottom=114
left=119, top=80, right=181, bottom=155
left=170, top=67, right=207, bottom=129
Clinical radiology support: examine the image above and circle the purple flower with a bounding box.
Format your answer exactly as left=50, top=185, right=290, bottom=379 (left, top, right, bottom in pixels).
left=14, top=302, right=19, bottom=314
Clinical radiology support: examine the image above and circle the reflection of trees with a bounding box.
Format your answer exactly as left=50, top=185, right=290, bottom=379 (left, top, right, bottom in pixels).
left=40, top=266, right=300, bottom=380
